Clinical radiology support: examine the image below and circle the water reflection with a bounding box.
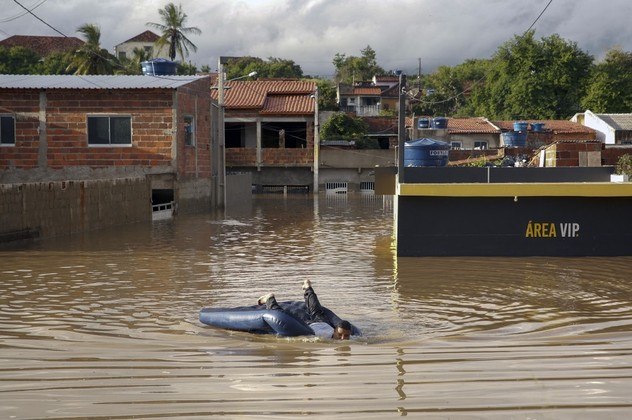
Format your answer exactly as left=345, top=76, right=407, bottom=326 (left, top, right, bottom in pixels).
left=1, top=195, right=632, bottom=418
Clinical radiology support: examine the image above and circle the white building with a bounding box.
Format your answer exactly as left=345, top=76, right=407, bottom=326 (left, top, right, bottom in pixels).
left=114, top=31, right=169, bottom=61
left=573, top=110, right=632, bottom=144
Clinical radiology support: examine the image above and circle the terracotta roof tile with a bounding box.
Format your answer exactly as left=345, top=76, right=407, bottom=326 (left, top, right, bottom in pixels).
left=120, top=31, right=160, bottom=44
left=0, top=35, right=83, bottom=57
left=212, top=79, right=316, bottom=114
left=261, top=95, right=314, bottom=114
left=493, top=120, right=595, bottom=134
left=351, top=87, right=381, bottom=96
left=448, top=117, right=499, bottom=134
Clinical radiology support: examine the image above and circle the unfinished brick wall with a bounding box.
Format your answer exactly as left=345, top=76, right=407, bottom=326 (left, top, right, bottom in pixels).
left=545, top=142, right=602, bottom=167
left=1, top=79, right=212, bottom=180
left=176, top=78, right=212, bottom=178
left=0, top=90, right=40, bottom=169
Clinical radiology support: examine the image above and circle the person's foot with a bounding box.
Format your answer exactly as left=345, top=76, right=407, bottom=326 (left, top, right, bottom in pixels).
left=302, top=279, right=311, bottom=291
left=257, top=293, right=274, bottom=305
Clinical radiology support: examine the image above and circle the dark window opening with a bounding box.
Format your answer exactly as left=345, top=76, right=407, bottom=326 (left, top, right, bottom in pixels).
left=377, top=137, right=391, bottom=149
left=1, top=115, right=16, bottom=145
left=225, top=123, right=245, bottom=148
left=152, top=189, right=174, bottom=205
left=262, top=122, right=307, bottom=148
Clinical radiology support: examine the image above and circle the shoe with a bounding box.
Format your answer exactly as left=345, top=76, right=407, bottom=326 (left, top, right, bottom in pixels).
left=302, top=279, right=312, bottom=291
left=257, top=293, right=274, bottom=305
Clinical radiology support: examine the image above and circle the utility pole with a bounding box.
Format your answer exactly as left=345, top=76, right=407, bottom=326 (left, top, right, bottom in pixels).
left=418, top=58, right=422, bottom=92
left=397, top=71, right=407, bottom=182
left=217, top=57, right=227, bottom=209
left=313, top=87, right=320, bottom=194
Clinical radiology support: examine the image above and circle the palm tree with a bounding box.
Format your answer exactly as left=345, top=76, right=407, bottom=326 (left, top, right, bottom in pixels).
left=117, top=47, right=153, bottom=75
left=68, top=23, right=116, bottom=75
left=147, top=3, right=201, bottom=61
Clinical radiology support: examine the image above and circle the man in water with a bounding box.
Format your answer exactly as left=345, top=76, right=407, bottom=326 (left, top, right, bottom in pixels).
left=257, top=279, right=352, bottom=340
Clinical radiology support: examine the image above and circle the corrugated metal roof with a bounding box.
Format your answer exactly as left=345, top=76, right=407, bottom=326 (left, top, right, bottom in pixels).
left=0, top=74, right=208, bottom=90
left=597, top=113, right=632, bottom=131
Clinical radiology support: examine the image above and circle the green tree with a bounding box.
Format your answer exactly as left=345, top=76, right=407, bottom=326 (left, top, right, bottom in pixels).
left=68, top=23, right=116, bottom=75
left=117, top=47, right=153, bottom=75
left=0, top=46, right=40, bottom=74
left=333, top=45, right=385, bottom=83
left=581, top=47, right=632, bottom=113
left=147, top=2, right=201, bottom=61
left=38, top=51, right=75, bottom=75
left=224, top=56, right=303, bottom=80
left=412, top=59, right=490, bottom=117
left=314, top=79, right=338, bottom=111
left=320, top=112, right=368, bottom=141
left=468, top=31, right=593, bottom=119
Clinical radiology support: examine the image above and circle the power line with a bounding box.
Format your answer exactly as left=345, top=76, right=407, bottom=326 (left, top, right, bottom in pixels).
left=1, top=0, right=48, bottom=23
left=12, top=0, right=66, bottom=37
left=413, top=0, right=555, bottom=107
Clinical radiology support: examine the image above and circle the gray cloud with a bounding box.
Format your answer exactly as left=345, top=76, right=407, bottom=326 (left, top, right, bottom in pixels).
left=2, top=0, right=632, bottom=76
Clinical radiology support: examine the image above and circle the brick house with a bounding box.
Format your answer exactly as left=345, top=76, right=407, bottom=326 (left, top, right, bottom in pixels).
left=0, top=74, right=216, bottom=215
left=0, top=35, right=84, bottom=57
left=211, top=79, right=317, bottom=190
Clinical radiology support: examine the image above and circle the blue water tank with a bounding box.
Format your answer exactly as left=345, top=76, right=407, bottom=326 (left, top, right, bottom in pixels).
left=404, top=138, right=450, bottom=167
left=142, top=59, right=178, bottom=76
left=502, top=131, right=527, bottom=147
left=432, top=117, right=448, bottom=129
left=530, top=122, right=545, bottom=132
left=513, top=121, right=528, bottom=132
left=418, top=118, right=430, bottom=128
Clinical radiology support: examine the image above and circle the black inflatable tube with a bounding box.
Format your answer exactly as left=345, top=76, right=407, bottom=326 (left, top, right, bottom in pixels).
left=199, top=300, right=360, bottom=337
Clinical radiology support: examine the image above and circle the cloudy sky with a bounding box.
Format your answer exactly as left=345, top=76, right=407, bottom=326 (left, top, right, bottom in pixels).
left=2, top=0, right=632, bottom=77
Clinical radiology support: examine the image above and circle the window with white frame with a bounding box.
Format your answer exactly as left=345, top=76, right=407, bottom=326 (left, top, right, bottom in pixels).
left=450, top=141, right=462, bottom=149
left=87, top=115, right=131, bottom=146
left=474, top=141, right=488, bottom=150
left=184, top=115, right=195, bottom=146
left=0, top=115, right=16, bottom=146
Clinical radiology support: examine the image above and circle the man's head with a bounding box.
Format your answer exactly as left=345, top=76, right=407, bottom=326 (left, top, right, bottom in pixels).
left=333, top=320, right=352, bottom=340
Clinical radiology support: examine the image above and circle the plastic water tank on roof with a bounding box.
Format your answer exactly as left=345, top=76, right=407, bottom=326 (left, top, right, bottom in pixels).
left=141, top=58, right=178, bottom=76
left=513, top=121, right=528, bottom=132
left=404, top=138, right=450, bottom=167
left=432, top=117, right=448, bottom=129
left=501, top=131, right=527, bottom=147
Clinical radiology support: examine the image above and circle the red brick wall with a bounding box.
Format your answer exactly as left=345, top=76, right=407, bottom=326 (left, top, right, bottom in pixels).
left=45, top=89, right=174, bottom=169
left=226, top=148, right=313, bottom=167
left=176, top=78, right=212, bottom=178
left=0, top=90, right=40, bottom=169
left=547, top=142, right=602, bottom=167
left=1, top=80, right=212, bottom=179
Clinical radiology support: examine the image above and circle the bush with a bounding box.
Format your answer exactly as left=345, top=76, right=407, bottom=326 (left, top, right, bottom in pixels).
left=616, top=154, right=632, bottom=176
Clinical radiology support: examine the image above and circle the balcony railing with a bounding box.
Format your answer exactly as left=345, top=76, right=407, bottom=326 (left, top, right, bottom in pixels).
left=339, top=104, right=381, bottom=116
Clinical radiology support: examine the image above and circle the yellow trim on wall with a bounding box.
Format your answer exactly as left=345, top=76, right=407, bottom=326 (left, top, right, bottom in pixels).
left=398, top=182, right=632, bottom=197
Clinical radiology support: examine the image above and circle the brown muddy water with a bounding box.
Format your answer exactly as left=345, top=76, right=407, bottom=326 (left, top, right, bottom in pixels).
left=1, top=195, right=632, bottom=419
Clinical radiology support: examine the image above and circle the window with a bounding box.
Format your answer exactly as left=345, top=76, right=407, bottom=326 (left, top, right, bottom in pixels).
left=87, top=115, right=131, bottom=146
left=450, top=141, right=462, bottom=150
left=118, top=51, right=126, bottom=60
left=474, top=141, right=488, bottom=150
left=0, top=115, right=16, bottom=146
left=184, top=115, right=195, bottom=146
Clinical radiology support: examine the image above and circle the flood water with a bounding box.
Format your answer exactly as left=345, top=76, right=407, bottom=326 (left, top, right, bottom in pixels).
left=1, top=195, right=632, bottom=419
